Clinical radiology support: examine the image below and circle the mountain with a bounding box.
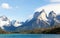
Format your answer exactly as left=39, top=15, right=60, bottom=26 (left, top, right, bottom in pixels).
left=0, top=9, right=60, bottom=32
left=16, top=9, right=52, bottom=32
left=0, top=4, right=60, bottom=33
left=0, top=15, right=11, bottom=29
left=3, top=20, right=23, bottom=32
left=48, top=11, right=56, bottom=26
left=11, top=20, right=22, bottom=27
left=0, top=16, right=15, bottom=32
left=0, top=16, right=22, bottom=32
left=20, top=9, right=60, bottom=32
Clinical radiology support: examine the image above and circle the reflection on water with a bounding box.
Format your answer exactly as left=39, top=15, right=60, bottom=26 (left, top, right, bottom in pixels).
left=0, top=34, right=60, bottom=38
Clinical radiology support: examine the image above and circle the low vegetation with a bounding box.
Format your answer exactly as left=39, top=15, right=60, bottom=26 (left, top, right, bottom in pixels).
left=0, top=25, right=60, bottom=34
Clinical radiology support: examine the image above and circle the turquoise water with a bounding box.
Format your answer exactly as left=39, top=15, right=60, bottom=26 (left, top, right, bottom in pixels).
left=0, top=34, right=60, bottom=38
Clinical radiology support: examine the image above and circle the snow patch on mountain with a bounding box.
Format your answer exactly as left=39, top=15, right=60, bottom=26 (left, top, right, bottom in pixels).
left=14, top=20, right=22, bottom=27
left=0, top=16, right=11, bottom=29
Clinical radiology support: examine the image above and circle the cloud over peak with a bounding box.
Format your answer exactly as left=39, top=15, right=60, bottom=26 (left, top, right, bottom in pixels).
left=50, top=0, right=60, bottom=3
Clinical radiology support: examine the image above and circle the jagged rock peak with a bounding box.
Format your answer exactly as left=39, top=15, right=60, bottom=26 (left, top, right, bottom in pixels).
left=33, top=9, right=46, bottom=19
left=0, top=15, right=8, bottom=21
left=48, top=11, right=56, bottom=19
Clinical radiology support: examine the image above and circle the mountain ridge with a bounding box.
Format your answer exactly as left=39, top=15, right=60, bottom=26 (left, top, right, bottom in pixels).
left=0, top=9, right=60, bottom=32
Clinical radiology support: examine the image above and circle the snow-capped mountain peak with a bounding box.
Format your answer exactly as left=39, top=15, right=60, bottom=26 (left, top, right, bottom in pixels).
left=34, top=9, right=45, bottom=18
left=33, top=9, right=48, bottom=21
left=13, top=20, right=22, bottom=27
left=0, top=16, right=11, bottom=29
left=48, top=11, right=56, bottom=19
left=0, top=15, right=8, bottom=21
left=37, top=9, right=48, bottom=21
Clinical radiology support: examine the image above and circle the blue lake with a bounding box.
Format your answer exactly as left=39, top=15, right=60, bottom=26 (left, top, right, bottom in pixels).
left=0, top=34, right=60, bottom=38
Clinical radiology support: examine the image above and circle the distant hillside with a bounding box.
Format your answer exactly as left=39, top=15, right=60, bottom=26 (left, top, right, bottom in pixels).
left=17, top=24, right=60, bottom=34
left=0, top=24, right=60, bottom=34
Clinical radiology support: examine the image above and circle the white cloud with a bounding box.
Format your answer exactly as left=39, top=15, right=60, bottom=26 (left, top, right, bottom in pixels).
left=0, top=3, right=19, bottom=9
left=1, top=3, right=12, bottom=9
left=35, top=4, right=60, bottom=16
left=50, top=0, right=60, bottom=3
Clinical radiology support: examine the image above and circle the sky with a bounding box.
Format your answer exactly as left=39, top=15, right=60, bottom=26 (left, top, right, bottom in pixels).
left=0, top=0, right=60, bottom=22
